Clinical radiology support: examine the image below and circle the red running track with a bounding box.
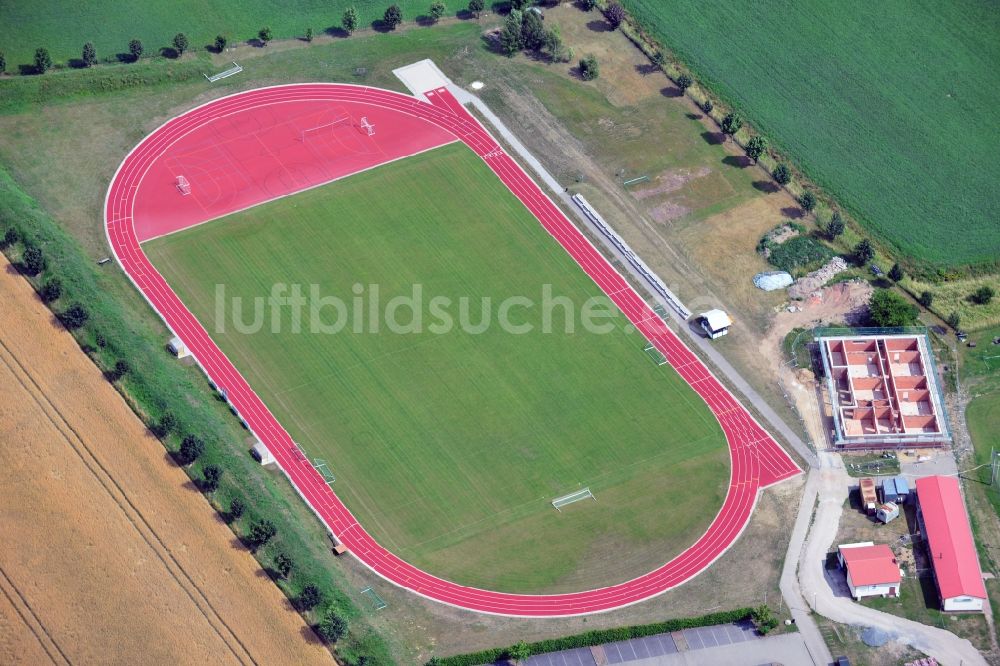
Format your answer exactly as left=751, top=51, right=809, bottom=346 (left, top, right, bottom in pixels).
left=105, top=83, right=801, bottom=617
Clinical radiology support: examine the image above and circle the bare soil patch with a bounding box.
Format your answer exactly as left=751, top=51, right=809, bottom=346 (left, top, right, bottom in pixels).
left=0, top=259, right=331, bottom=665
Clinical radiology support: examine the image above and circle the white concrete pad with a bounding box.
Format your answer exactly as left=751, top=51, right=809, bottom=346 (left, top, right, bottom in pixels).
left=392, top=59, right=454, bottom=100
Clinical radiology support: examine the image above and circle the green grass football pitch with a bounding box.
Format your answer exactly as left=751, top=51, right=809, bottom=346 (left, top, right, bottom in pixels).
left=145, top=143, right=729, bottom=593
left=624, top=0, right=1000, bottom=268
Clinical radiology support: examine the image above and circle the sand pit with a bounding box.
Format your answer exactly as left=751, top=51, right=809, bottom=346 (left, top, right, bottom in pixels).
left=0, top=259, right=331, bottom=665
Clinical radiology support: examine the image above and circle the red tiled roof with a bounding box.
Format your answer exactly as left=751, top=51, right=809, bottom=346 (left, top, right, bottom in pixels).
left=841, top=544, right=900, bottom=587
left=916, top=476, right=987, bottom=600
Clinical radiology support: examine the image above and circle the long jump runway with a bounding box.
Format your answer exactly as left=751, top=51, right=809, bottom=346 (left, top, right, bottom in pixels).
left=105, top=83, right=801, bottom=617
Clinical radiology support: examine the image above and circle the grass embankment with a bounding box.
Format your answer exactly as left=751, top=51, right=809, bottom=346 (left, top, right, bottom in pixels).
left=145, top=142, right=730, bottom=593
left=622, top=0, right=1000, bottom=271
left=0, top=169, right=390, bottom=662
left=0, top=0, right=456, bottom=69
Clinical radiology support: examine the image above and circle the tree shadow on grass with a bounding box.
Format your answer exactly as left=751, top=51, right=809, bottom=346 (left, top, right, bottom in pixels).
left=160, top=47, right=180, bottom=59
left=701, top=131, right=726, bottom=145
left=722, top=155, right=750, bottom=168
left=782, top=206, right=805, bottom=219
left=686, top=112, right=703, bottom=121
left=324, top=26, right=350, bottom=38
left=586, top=19, right=613, bottom=32
left=635, top=63, right=659, bottom=76
left=753, top=180, right=780, bottom=194
left=660, top=85, right=683, bottom=98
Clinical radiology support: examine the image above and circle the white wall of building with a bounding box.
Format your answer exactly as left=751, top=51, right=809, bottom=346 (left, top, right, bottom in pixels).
left=943, top=596, right=984, bottom=613
left=847, top=577, right=898, bottom=600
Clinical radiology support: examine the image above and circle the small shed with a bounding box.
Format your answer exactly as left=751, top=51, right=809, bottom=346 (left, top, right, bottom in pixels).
left=882, top=475, right=910, bottom=504
left=250, top=441, right=277, bottom=467
left=859, top=477, right=878, bottom=515
left=167, top=335, right=191, bottom=359
left=876, top=502, right=900, bottom=524
left=698, top=309, right=733, bottom=339
left=837, top=542, right=901, bottom=600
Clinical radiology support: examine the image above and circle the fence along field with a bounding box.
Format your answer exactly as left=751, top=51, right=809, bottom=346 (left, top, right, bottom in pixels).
left=624, top=0, right=1000, bottom=269
left=1, top=0, right=441, bottom=68
left=144, top=143, right=730, bottom=594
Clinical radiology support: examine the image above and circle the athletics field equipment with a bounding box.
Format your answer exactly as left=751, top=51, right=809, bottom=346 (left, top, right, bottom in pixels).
left=106, top=83, right=800, bottom=617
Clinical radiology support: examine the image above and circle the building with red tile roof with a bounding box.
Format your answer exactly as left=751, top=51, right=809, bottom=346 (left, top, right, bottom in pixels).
left=915, top=475, right=987, bottom=612
left=837, top=542, right=901, bottom=600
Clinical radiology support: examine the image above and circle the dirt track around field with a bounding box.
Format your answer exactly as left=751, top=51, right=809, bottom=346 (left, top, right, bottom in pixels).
left=0, top=259, right=331, bottom=665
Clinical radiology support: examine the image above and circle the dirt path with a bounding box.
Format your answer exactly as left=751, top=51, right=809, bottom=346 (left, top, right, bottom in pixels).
left=0, top=260, right=331, bottom=665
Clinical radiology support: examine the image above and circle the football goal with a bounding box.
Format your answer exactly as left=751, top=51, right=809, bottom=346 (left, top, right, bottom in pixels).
left=643, top=342, right=668, bottom=366
left=299, top=114, right=352, bottom=142
left=359, top=116, right=375, bottom=136
left=175, top=175, right=191, bottom=196
left=313, top=458, right=336, bottom=484
left=360, top=587, right=387, bottom=611
left=551, top=487, right=596, bottom=511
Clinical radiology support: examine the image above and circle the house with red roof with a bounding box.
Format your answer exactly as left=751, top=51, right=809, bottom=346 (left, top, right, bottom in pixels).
left=837, top=542, right=902, bottom=600
left=915, top=475, right=987, bottom=612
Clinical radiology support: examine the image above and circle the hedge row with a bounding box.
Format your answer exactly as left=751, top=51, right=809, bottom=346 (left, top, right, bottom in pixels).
left=431, top=608, right=754, bottom=665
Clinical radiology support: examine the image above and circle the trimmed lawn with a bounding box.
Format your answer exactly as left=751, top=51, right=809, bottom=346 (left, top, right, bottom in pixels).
left=624, top=0, right=1000, bottom=268
left=145, top=142, right=730, bottom=593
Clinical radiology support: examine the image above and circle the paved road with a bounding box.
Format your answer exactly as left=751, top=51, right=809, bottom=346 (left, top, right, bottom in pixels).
left=452, top=85, right=819, bottom=471
left=629, top=632, right=813, bottom=666
left=797, top=452, right=986, bottom=666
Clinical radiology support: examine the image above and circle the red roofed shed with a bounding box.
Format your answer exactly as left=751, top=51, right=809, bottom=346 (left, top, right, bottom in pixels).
left=916, top=475, right=987, bottom=612
left=838, top=543, right=901, bottom=599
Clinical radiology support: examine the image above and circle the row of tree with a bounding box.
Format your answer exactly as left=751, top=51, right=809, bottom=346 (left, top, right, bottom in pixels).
left=1, top=225, right=353, bottom=648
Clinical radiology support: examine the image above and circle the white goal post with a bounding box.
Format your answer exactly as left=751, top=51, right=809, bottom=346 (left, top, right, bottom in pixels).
left=299, top=114, right=352, bottom=142
left=175, top=175, right=191, bottom=196
left=360, top=116, right=375, bottom=136
left=552, top=487, right=596, bottom=511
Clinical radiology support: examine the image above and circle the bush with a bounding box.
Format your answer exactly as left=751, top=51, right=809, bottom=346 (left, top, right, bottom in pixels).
left=430, top=1, right=447, bottom=21
left=298, top=584, right=323, bottom=611
left=583, top=0, right=598, bottom=10
left=246, top=519, right=277, bottom=550
left=1, top=228, right=19, bottom=248
left=827, top=211, right=845, bottom=239
left=214, top=35, right=228, bottom=52
left=128, top=39, right=143, bottom=61
left=316, top=610, right=348, bottom=643
left=258, top=27, right=273, bottom=45
left=172, top=33, right=189, bottom=54
left=107, top=358, right=130, bottom=382
left=468, top=0, right=485, bottom=17
left=604, top=2, right=626, bottom=28
left=947, top=311, right=961, bottom=330
left=579, top=54, right=599, bottom=81
left=274, top=552, right=294, bottom=579
left=60, top=302, right=89, bottom=330
left=21, top=246, right=45, bottom=276
left=176, top=434, right=205, bottom=466
left=868, top=289, right=918, bottom=327
left=888, top=262, right=903, bottom=282
left=521, top=10, right=546, bottom=50
left=853, top=238, right=875, bottom=265
left=304, top=27, right=313, bottom=42
left=745, top=135, right=766, bottom=164
left=201, top=464, right=222, bottom=492
left=721, top=112, right=742, bottom=139
left=676, top=74, right=693, bottom=92
left=384, top=4, right=403, bottom=29
left=228, top=496, right=246, bottom=520
left=0, top=50, right=5, bottom=75
left=343, top=7, right=359, bottom=33
left=82, top=42, right=97, bottom=67
left=799, top=190, right=816, bottom=212
left=751, top=605, right=778, bottom=635
left=150, top=410, right=177, bottom=438
left=772, top=163, right=791, bottom=186
left=34, top=48, right=52, bottom=74
left=701, top=99, right=713, bottom=114
left=970, top=285, right=995, bottom=305
left=918, top=290, right=933, bottom=308
left=40, top=278, right=62, bottom=303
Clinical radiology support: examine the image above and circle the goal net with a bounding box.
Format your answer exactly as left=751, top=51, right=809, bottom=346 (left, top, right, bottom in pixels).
left=360, top=116, right=375, bottom=136
left=643, top=342, right=668, bottom=366
left=176, top=175, right=191, bottom=196
left=313, top=458, right=336, bottom=484
left=552, top=487, right=595, bottom=511
left=299, top=114, right=352, bottom=142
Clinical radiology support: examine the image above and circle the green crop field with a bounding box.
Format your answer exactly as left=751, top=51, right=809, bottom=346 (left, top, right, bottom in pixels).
left=1, top=0, right=449, bottom=70
left=145, top=143, right=729, bottom=593
left=624, top=0, right=1000, bottom=269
